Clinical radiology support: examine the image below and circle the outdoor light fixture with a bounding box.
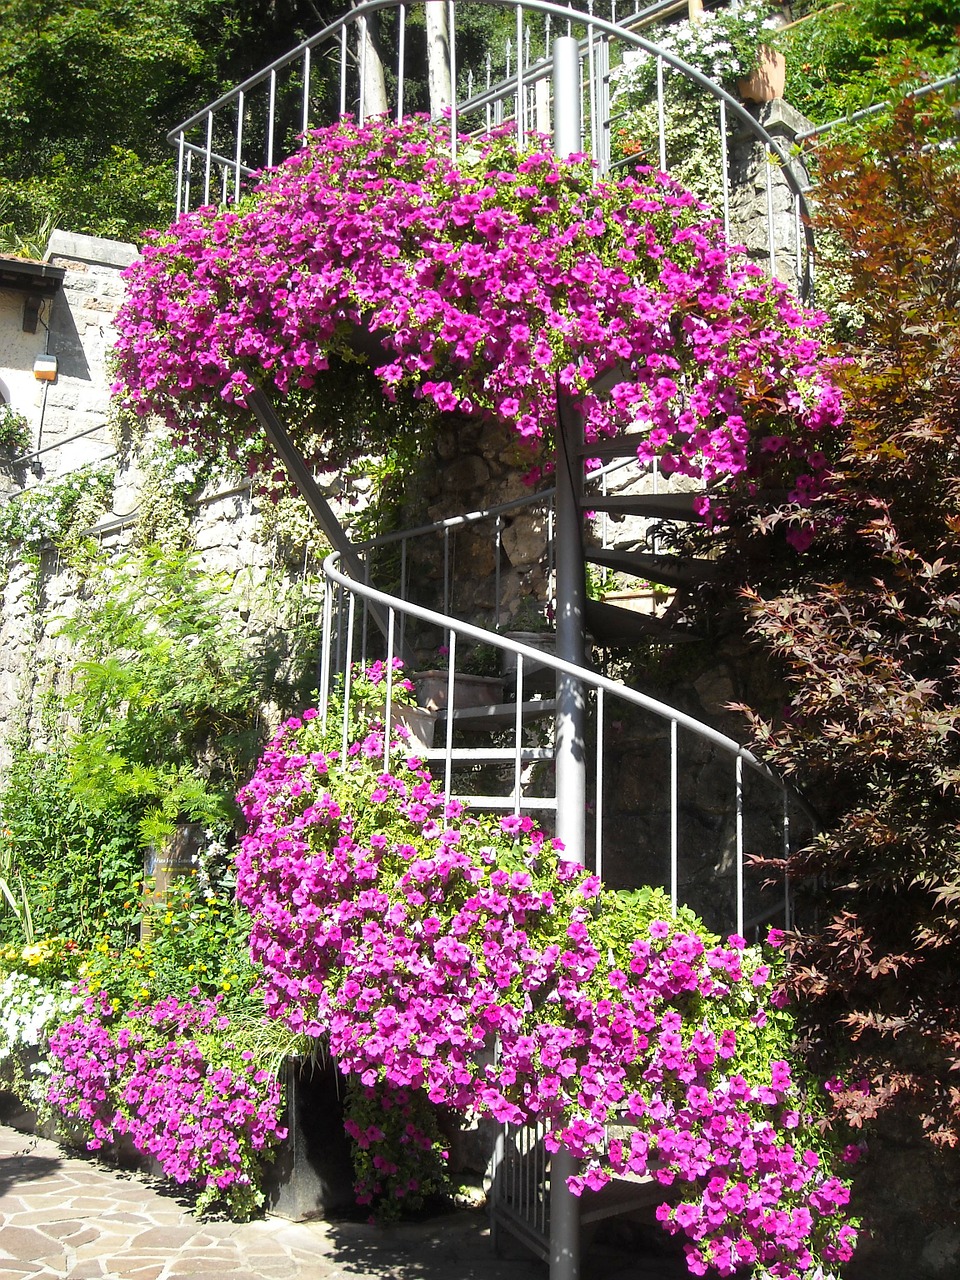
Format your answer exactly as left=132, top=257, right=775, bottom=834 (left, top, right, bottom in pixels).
left=33, top=353, right=58, bottom=382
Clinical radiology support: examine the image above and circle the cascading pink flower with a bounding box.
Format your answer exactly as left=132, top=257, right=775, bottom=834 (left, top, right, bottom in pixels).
left=113, top=116, right=841, bottom=503
left=234, top=694, right=857, bottom=1279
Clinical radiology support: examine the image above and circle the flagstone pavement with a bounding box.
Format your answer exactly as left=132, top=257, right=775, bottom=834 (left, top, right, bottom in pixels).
left=0, top=1125, right=693, bottom=1280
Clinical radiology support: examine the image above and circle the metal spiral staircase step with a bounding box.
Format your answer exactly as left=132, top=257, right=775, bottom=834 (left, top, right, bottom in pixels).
left=420, top=745, right=554, bottom=763
left=435, top=699, right=558, bottom=732
left=584, top=598, right=700, bottom=646
left=584, top=548, right=721, bottom=588
left=586, top=493, right=703, bottom=521
left=576, top=440, right=645, bottom=460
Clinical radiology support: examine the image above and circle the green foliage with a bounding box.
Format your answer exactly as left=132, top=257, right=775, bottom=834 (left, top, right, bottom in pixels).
left=0, top=463, right=115, bottom=570
left=783, top=0, right=960, bottom=124
left=56, top=545, right=280, bottom=844
left=0, top=404, right=30, bottom=452
left=0, top=741, right=142, bottom=949
left=736, top=99, right=960, bottom=1147
left=0, top=0, right=332, bottom=241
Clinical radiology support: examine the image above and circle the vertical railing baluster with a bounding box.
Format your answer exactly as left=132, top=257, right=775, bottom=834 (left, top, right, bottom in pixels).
left=320, top=576, right=333, bottom=732
left=361, top=555, right=370, bottom=667
left=341, top=592, right=357, bottom=757
left=267, top=69, right=277, bottom=168
left=449, top=0, right=458, bottom=155
left=595, top=687, right=604, bottom=879
left=384, top=608, right=397, bottom=770
left=766, top=152, right=777, bottom=278
left=302, top=47, right=312, bottom=137
left=516, top=5, right=523, bottom=145
left=719, top=98, right=731, bottom=241
left=513, top=657, right=524, bottom=813
left=670, top=718, right=678, bottom=916
left=736, top=755, right=744, bottom=937
left=204, top=110, right=213, bottom=205
left=486, top=51, right=493, bottom=132
left=234, top=92, right=245, bottom=203
left=397, top=4, right=406, bottom=122
left=656, top=54, right=667, bottom=172
left=184, top=149, right=193, bottom=214
left=444, top=630, right=457, bottom=804
left=358, top=16, right=367, bottom=123
left=176, top=132, right=186, bottom=219
left=340, top=24, right=349, bottom=116
left=587, top=0, right=598, bottom=168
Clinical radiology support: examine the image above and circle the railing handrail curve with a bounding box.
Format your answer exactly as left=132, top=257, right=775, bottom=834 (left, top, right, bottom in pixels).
left=325, top=544, right=780, bottom=784
left=166, top=0, right=814, bottom=259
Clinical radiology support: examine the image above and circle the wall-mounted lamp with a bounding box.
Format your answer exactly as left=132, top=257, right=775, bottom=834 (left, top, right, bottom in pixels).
left=33, top=354, right=58, bottom=382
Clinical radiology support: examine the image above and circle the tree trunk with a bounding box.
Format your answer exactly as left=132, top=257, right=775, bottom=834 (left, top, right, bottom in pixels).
left=359, top=10, right=389, bottom=118
left=426, top=0, right=452, bottom=118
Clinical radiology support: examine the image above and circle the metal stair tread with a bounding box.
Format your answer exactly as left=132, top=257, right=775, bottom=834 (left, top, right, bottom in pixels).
left=585, top=492, right=703, bottom=520
left=419, top=746, right=554, bottom=762
left=584, top=597, right=700, bottom=644
left=584, top=548, right=721, bottom=587
left=435, top=699, right=557, bottom=731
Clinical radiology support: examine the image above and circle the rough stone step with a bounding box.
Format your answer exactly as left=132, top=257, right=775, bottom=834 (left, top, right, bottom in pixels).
left=584, top=548, right=721, bottom=589
left=584, top=598, right=700, bottom=645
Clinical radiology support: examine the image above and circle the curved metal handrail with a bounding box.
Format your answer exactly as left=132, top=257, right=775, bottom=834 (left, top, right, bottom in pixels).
left=167, top=0, right=815, bottom=296
left=321, top=541, right=812, bottom=939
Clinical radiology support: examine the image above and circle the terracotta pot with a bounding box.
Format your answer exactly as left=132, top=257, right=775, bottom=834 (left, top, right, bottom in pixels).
left=737, top=45, right=786, bottom=103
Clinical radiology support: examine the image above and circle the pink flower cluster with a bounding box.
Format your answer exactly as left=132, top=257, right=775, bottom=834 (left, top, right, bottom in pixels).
left=236, top=709, right=856, bottom=1277
left=114, top=117, right=841, bottom=499
left=46, top=992, right=286, bottom=1214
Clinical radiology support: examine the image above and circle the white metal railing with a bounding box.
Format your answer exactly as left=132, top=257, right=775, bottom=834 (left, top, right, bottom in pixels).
left=356, top=452, right=668, bottom=649
left=319, top=541, right=809, bottom=941
left=167, top=0, right=815, bottom=297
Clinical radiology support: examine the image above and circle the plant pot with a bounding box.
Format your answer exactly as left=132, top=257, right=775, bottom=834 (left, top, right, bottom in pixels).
left=500, top=631, right=557, bottom=696
left=737, top=46, right=786, bottom=103
left=413, top=671, right=505, bottom=712
left=368, top=703, right=436, bottom=751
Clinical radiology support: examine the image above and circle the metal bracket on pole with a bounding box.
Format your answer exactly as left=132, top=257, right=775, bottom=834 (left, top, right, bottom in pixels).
left=550, top=38, right=585, bottom=1280
left=245, top=377, right=415, bottom=669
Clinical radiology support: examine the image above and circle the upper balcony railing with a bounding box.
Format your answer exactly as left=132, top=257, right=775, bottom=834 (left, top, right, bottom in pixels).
left=167, top=0, right=815, bottom=298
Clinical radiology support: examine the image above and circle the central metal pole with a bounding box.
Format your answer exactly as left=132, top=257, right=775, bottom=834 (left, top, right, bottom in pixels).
left=550, top=35, right=585, bottom=1280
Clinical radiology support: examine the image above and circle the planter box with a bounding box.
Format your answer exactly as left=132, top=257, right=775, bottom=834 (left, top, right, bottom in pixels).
left=413, top=671, right=505, bottom=712
left=368, top=703, right=436, bottom=751
left=499, top=631, right=557, bottom=696
left=601, top=589, right=673, bottom=618
left=1, top=1049, right=356, bottom=1221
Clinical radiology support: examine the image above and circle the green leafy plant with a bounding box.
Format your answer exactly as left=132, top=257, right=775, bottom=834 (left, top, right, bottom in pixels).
left=783, top=0, right=960, bottom=125
left=0, top=740, right=142, bottom=951
left=0, top=404, right=30, bottom=453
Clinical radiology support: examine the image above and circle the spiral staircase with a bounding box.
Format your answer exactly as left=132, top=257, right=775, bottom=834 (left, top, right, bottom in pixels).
left=168, top=5, right=816, bottom=1275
